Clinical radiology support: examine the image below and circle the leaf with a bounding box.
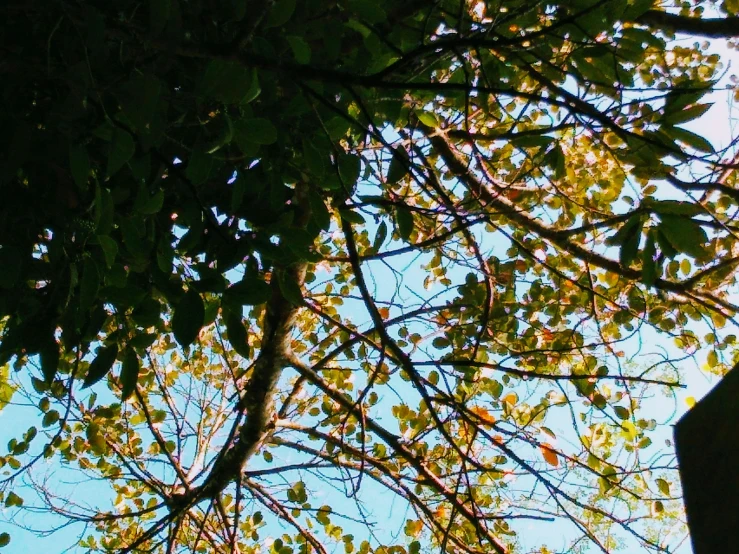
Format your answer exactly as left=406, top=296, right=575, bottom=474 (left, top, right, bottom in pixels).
left=233, top=118, right=278, bottom=145
left=79, top=257, right=100, bottom=313
left=540, top=443, right=559, bottom=467
left=372, top=221, right=388, bottom=252
left=150, top=0, right=170, bottom=35
left=387, top=149, right=410, bottom=183
left=644, top=199, right=702, bottom=217
left=417, top=112, right=439, bottom=127
left=82, top=344, right=119, bottom=389
left=338, top=153, right=361, bottom=187
left=266, top=0, right=296, bottom=27
left=655, top=228, right=678, bottom=258
left=199, top=61, right=258, bottom=105
left=225, top=312, right=250, bottom=358
left=395, top=206, right=414, bottom=241
left=614, top=406, right=630, bottom=420
left=171, top=289, right=205, bottom=347
left=131, top=298, right=162, bottom=328
left=432, top=337, right=450, bottom=349
left=120, top=348, right=140, bottom=401
left=339, top=209, right=365, bottom=225
left=641, top=229, right=658, bottom=287
left=4, top=492, right=23, bottom=508
left=664, top=102, right=712, bottom=125
left=278, top=271, right=303, bottom=305
left=135, top=187, right=165, bottom=215
left=620, top=224, right=642, bottom=268
left=69, top=144, right=90, bottom=191
left=224, top=278, right=272, bottom=306
left=97, top=235, right=118, bottom=268
left=0, top=532, right=9, bottom=548
left=185, top=149, right=213, bottom=186
left=606, top=214, right=641, bottom=246
left=39, top=339, right=60, bottom=384
left=286, top=36, right=311, bottom=64
left=349, top=0, right=387, bottom=23
left=658, top=215, right=708, bottom=257
left=664, top=126, right=715, bottom=153
left=656, top=478, right=670, bottom=496
left=107, top=128, right=135, bottom=177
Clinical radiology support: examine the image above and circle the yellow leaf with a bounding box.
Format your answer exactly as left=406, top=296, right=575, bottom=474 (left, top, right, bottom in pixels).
left=502, top=392, right=518, bottom=406
left=540, top=443, right=559, bottom=467
left=470, top=406, right=496, bottom=425
left=685, top=396, right=696, bottom=408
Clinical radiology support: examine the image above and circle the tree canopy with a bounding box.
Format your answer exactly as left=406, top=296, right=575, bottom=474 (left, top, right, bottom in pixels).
left=1, top=0, right=739, bottom=552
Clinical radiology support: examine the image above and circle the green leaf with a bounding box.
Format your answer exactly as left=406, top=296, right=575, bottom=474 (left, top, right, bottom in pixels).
left=277, top=271, right=303, bottom=305
left=266, top=0, right=296, bottom=27
left=644, top=199, right=702, bottom=217
left=224, top=278, right=272, bottom=306
left=97, top=235, right=118, bottom=268
left=395, top=206, right=414, bottom=241
left=432, top=337, right=450, bottom=349
left=338, top=153, right=361, bottom=187
left=349, top=0, right=386, bottom=23
left=120, top=348, right=140, bottom=401
left=131, top=298, right=161, bottom=328
left=417, top=112, right=439, bottom=127
left=82, top=344, right=119, bottom=389
left=69, top=144, right=90, bottom=191
left=107, top=128, right=135, bottom=177
left=171, top=288, right=205, bottom=347
left=94, top=185, right=115, bottom=235
left=655, top=228, right=678, bottom=258
left=663, top=103, right=712, bottom=125
left=387, top=150, right=410, bottom=183
left=79, top=257, right=100, bottom=313
left=39, top=340, right=60, bottom=384
left=0, top=532, right=10, bottom=547
left=656, top=478, right=670, bottom=496
left=225, top=312, right=250, bottom=358
left=4, top=492, right=23, bottom=508
left=606, top=215, right=642, bottom=246
left=545, top=144, right=566, bottom=180
left=199, top=61, right=258, bottom=105
left=613, top=406, right=630, bottom=420
left=150, top=0, right=170, bottom=35
left=339, top=209, right=365, bottom=225
left=658, top=215, right=708, bottom=257
left=185, top=150, right=213, bottom=186
left=620, top=226, right=641, bottom=268
left=0, top=245, right=22, bottom=289
left=372, top=221, right=388, bottom=252
left=135, top=187, right=165, bottom=215
left=308, top=193, right=331, bottom=231
left=664, top=126, right=715, bottom=153
left=233, top=118, right=278, bottom=145
left=642, top=229, right=658, bottom=287
left=119, top=217, right=152, bottom=259
left=286, top=36, right=311, bottom=64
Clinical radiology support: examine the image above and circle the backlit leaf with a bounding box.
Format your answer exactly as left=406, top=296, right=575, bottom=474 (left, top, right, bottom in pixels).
left=82, top=344, right=119, bottom=389
left=172, top=289, right=205, bottom=347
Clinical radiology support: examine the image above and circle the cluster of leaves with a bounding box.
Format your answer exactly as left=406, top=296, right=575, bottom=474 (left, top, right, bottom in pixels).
left=2, top=0, right=739, bottom=553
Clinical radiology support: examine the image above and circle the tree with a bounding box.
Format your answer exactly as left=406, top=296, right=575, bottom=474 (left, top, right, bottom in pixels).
left=1, top=0, right=739, bottom=552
